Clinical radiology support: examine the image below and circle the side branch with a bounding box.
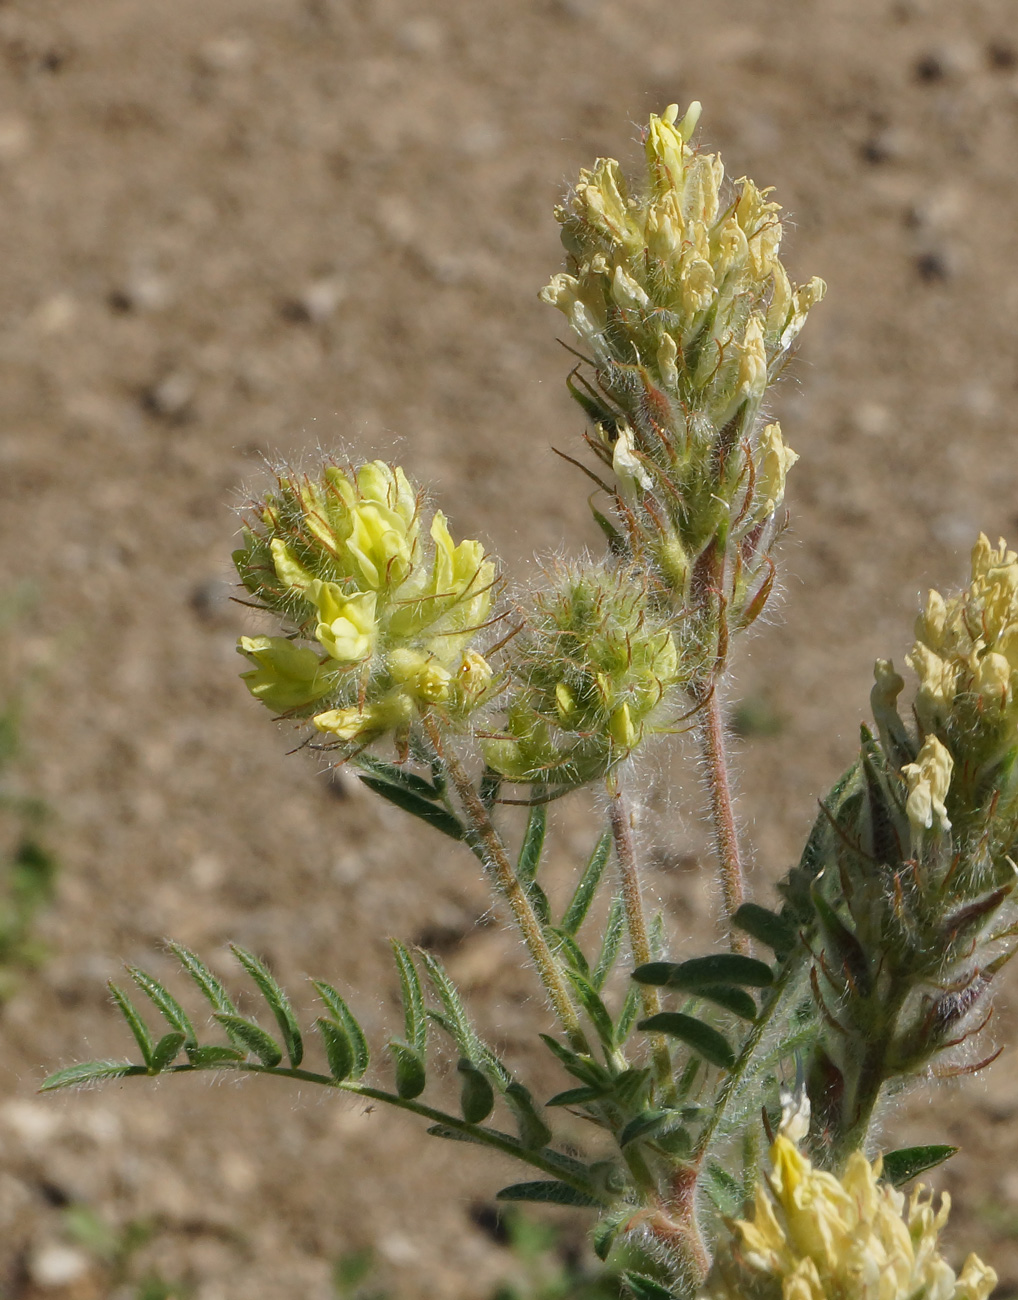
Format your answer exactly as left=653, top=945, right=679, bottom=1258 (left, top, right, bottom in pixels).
left=422, top=714, right=587, bottom=1051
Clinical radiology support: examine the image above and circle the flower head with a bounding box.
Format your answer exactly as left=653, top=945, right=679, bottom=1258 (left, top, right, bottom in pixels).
left=483, top=562, right=686, bottom=788
left=234, top=459, right=497, bottom=751
left=704, top=1135, right=997, bottom=1300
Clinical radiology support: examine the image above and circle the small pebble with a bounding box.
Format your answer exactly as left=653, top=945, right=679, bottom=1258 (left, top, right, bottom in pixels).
left=283, top=276, right=345, bottom=325
left=109, top=271, right=172, bottom=314
left=143, top=370, right=194, bottom=418
left=29, top=1243, right=91, bottom=1289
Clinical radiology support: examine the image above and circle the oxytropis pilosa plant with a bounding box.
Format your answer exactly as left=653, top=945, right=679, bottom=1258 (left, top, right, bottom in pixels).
left=44, top=105, right=1009, bottom=1300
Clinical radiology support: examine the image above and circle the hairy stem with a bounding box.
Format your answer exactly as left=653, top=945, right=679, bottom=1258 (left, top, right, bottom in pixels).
left=423, top=714, right=586, bottom=1051
left=607, top=778, right=675, bottom=1102
left=696, top=686, right=748, bottom=954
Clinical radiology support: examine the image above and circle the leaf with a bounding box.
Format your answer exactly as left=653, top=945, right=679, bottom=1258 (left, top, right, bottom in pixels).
left=732, top=902, right=796, bottom=955
left=313, top=982, right=369, bottom=1079
left=213, top=1013, right=283, bottom=1068
left=881, top=1144, right=958, bottom=1188
left=525, top=879, right=552, bottom=926
left=619, top=1110, right=685, bottom=1149
left=592, top=1211, right=628, bottom=1262
left=632, top=955, right=774, bottom=991
left=358, top=777, right=464, bottom=840
left=186, top=1044, right=246, bottom=1067
left=561, top=832, right=612, bottom=935
left=389, top=1040, right=427, bottom=1099
left=230, top=946, right=304, bottom=1068
left=592, top=894, right=625, bottom=991
left=353, top=754, right=442, bottom=800
left=615, top=985, right=641, bottom=1044
left=317, top=1017, right=354, bottom=1082
left=496, top=1181, right=599, bottom=1207
left=391, top=940, right=427, bottom=1055
left=546, top=1085, right=606, bottom=1107
left=517, top=803, right=547, bottom=884
left=539, top=1034, right=606, bottom=1088
left=458, top=1059, right=495, bottom=1123
left=696, top=985, right=758, bottom=1021
left=566, top=970, right=617, bottom=1051
left=150, top=1032, right=186, bottom=1071
left=549, top=929, right=590, bottom=977
left=128, top=967, right=197, bottom=1048
left=505, top=1082, right=552, bottom=1149
left=108, top=983, right=154, bottom=1069
left=168, top=944, right=237, bottom=1015
left=811, top=886, right=870, bottom=994
left=622, top=1273, right=679, bottom=1300
left=637, top=1014, right=735, bottom=1070
left=40, top=1061, right=145, bottom=1092
left=419, top=953, right=479, bottom=1060
left=703, top=1162, right=744, bottom=1216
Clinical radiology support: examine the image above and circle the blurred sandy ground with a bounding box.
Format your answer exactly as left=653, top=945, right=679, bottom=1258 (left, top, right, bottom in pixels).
left=1, top=0, right=1018, bottom=1295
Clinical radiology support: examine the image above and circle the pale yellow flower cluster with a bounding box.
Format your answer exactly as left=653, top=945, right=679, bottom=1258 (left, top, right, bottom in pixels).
left=234, top=461, right=496, bottom=746
left=705, top=1136, right=996, bottom=1300
left=910, top=534, right=1018, bottom=735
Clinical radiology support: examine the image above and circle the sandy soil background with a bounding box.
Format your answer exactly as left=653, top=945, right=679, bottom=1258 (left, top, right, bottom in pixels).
left=2, top=0, right=1018, bottom=1296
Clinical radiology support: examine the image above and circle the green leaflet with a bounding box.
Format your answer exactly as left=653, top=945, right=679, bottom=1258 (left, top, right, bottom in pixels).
left=230, top=946, right=304, bottom=1068
left=561, top=831, right=612, bottom=935
left=317, top=1017, right=355, bottom=1082
left=313, top=981, right=370, bottom=1080
left=496, top=1180, right=600, bottom=1207
left=881, top=1145, right=958, bottom=1187
left=40, top=1061, right=145, bottom=1092
left=127, top=967, right=197, bottom=1049
left=517, top=803, right=547, bottom=884
left=732, top=902, right=796, bottom=955
left=637, top=1013, right=735, bottom=1070
left=632, top=955, right=774, bottom=991
left=352, top=754, right=443, bottom=800
left=358, top=776, right=464, bottom=840
left=169, top=943, right=237, bottom=1015
left=213, top=1013, right=283, bottom=1068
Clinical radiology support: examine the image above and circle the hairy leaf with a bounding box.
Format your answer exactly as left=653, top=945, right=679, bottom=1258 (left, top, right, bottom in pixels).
left=186, top=1044, right=245, bottom=1067
left=40, top=1061, right=144, bottom=1092
left=169, top=944, right=237, bottom=1016
left=108, top=983, right=154, bottom=1069
left=539, top=1034, right=606, bottom=1088
left=389, top=1039, right=427, bottom=1099
left=517, top=804, right=547, bottom=884
left=633, top=955, right=774, bottom=991
left=546, top=1084, right=606, bottom=1107
left=230, top=946, right=303, bottom=1068
left=703, top=1161, right=744, bottom=1215
left=317, top=1017, right=354, bottom=1082
left=696, top=985, right=758, bottom=1021
left=457, top=1059, right=495, bottom=1124
left=353, top=754, right=442, bottom=800
left=566, top=970, right=617, bottom=1051
left=358, top=777, right=464, bottom=840
left=881, top=1144, right=958, bottom=1187
left=592, top=894, right=625, bottom=991
left=313, top=981, right=369, bottom=1080
left=128, top=967, right=197, bottom=1048
left=505, top=1082, right=552, bottom=1149
left=213, top=1013, right=283, bottom=1068
left=150, top=1032, right=186, bottom=1072
left=391, top=941, right=427, bottom=1055
left=561, top=831, right=612, bottom=935
left=637, top=1013, right=735, bottom=1070
left=496, top=1180, right=600, bottom=1207
left=733, top=902, right=796, bottom=955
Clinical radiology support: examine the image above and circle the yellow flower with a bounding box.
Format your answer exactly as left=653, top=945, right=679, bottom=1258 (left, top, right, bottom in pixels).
left=237, top=636, right=336, bottom=714
left=901, top=734, right=954, bottom=833
left=309, top=585, right=378, bottom=664
left=704, top=1136, right=997, bottom=1300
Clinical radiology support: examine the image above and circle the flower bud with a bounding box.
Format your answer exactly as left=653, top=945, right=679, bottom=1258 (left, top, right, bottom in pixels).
left=901, top=734, right=953, bottom=833
left=483, top=563, right=685, bottom=788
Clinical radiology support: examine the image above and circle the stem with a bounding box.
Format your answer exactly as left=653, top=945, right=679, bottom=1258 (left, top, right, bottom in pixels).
left=422, top=714, right=586, bottom=1051
left=695, top=686, right=748, bottom=954
left=693, top=952, right=805, bottom=1162
left=607, top=778, right=675, bottom=1102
